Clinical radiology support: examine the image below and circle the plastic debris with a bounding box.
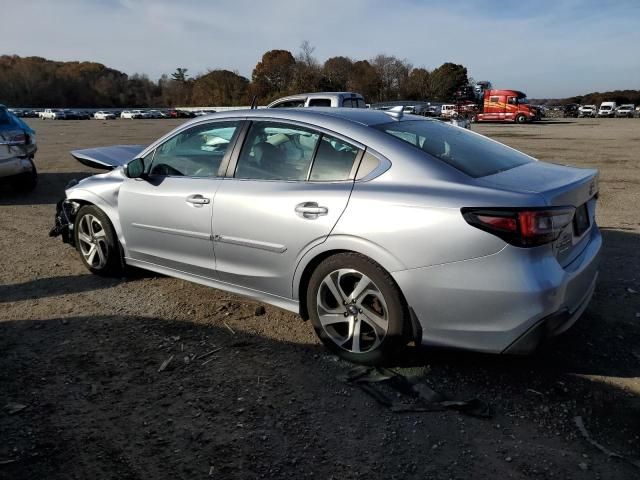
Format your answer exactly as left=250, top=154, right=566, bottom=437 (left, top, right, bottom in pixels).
left=3, top=402, right=27, bottom=415
left=338, top=366, right=491, bottom=418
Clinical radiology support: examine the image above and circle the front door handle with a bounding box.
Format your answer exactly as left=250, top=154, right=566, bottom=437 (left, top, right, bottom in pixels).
left=295, top=202, right=328, bottom=218
left=186, top=194, right=210, bottom=205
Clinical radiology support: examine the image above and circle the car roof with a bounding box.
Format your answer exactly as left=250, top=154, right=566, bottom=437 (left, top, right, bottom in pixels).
left=188, top=107, right=406, bottom=128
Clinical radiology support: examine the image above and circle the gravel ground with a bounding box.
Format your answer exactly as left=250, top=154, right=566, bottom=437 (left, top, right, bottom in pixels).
left=1, top=117, right=639, bottom=479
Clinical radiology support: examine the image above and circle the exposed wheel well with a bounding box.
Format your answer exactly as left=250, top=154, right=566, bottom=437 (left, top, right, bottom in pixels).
left=298, top=249, right=350, bottom=320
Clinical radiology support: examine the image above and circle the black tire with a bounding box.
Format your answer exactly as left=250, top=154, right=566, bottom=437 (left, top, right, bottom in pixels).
left=74, top=205, right=123, bottom=276
left=515, top=114, right=527, bottom=124
left=14, top=159, right=38, bottom=192
left=307, top=252, right=408, bottom=365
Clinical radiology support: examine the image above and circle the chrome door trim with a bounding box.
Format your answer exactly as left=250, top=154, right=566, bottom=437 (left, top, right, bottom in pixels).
left=214, top=234, right=287, bottom=253
left=132, top=222, right=212, bottom=240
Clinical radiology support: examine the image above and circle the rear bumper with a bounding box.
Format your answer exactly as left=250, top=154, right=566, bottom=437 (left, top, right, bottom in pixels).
left=393, top=225, right=602, bottom=354
left=0, top=156, right=34, bottom=178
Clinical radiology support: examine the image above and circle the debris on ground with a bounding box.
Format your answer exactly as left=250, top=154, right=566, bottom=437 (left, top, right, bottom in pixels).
left=158, top=355, right=174, bottom=372
left=338, top=366, right=492, bottom=418
left=3, top=402, right=27, bottom=415
left=254, top=306, right=266, bottom=316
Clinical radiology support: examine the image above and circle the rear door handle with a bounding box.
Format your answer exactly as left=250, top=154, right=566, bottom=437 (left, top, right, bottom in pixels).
left=295, top=202, right=328, bottom=218
left=186, top=194, right=210, bottom=205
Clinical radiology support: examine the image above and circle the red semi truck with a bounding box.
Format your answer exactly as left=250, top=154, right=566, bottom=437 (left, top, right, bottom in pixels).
left=474, top=89, right=539, bottom=124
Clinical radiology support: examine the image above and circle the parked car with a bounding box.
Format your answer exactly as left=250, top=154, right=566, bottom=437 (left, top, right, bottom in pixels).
left=563, top=104, right=580, bottom=118
left=169, top=109, right=196, bottom=119
left=578, top=105, right=597, bottom=118
left=0, top=105, right=38, bottom=191
left=597, top=102, right=617, bottom=118
left=268, top=92, right=366, bottom=108
left=50, top=108, right=601, bottom=364
left=147, top=110, right=165, bottom=119
left=120, top=110, right=141, bottom=119
left=63, top=110, right=91, bottom=120
left=41, top=108, right=66, bottom=120
left=615, top=104, right=635, bottom=118
left=94, top=111, right=117, bottom=120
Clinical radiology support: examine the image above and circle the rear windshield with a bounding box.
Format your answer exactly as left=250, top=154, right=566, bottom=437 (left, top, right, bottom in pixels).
left=374, top=120, right=534, bottom=178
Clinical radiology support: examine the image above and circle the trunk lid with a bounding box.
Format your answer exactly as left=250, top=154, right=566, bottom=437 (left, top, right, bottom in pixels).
left=70, top=145, right=145, bottom=170
left=476, top=161, right=599, bottom=266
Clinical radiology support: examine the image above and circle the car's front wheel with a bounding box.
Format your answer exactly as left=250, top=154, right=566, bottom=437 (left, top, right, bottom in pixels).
left=307, top=253, right=407, bottom=365
left=515, top=114, right=527, bottom=124
left=74, top=205, right=123, bottom=276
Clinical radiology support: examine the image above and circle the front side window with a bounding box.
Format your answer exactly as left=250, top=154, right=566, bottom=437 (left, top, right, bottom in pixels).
left=149, top=121, right=239, bottom=177
left=374, top=120, right=533, bottom=178
left=235, top=122, right=320, bottom=181
left=342, top=98, right=354, bottom=108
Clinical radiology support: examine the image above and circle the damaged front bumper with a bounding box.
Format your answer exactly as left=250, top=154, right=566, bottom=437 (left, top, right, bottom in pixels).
left=49, top=198, right=79, bottom=245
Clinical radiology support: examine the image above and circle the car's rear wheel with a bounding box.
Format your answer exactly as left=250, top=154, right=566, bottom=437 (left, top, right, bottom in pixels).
left=307, top=253, right=407, bottom=365
left=74, top=205, right=123, bottom=276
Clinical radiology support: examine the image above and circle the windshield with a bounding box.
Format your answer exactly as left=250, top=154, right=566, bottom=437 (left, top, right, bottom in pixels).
left=517, top=97, right=529, bottom=104
left=374, top=120, right=533, bottom=178
left=600, top=106, right=611, bottom=110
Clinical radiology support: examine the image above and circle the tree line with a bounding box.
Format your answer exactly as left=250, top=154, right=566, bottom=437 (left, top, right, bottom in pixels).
left=532, top=90, right=640, bottom=106
left=0, top=44, right=469, bottom=107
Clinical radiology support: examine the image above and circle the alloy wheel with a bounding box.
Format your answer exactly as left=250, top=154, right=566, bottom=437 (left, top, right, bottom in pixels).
left=316, top=269, right=389, bottom=353
left=77, top=214, right=108, bottom=269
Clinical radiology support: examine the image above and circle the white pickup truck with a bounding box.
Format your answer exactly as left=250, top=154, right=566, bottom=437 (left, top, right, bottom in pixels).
left=40, top=108, right=66, bottom=120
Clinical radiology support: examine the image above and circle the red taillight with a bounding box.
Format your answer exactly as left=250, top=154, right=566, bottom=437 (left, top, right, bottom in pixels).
left=10, top=133, right=27, bottom=144
left=462, top=207, right=575, bottom=247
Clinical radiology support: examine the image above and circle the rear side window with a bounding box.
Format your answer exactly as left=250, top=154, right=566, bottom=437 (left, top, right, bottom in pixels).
left=374, top=120, right=533, bottom=178
left=309, top=98, right=332, bottom=107
left=271, top=99, right=306, bottom=108
left=309, top=135, right=359, bottom=181
left=235, top=122, right=320, bottom=181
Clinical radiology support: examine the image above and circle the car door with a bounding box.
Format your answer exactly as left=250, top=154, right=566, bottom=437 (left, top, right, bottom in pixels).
left=212, top=120, right=363, bottom=298
left=118, top=120, right=242, bottom=278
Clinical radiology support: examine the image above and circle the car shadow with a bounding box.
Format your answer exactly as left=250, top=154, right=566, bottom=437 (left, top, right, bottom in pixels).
left=0, top=274, right=122, bottom=303
left=0, top=314, right=638, bottom=479
left=0, top=270, right=156, bottom=303
left=0, top=171, right=94, bottom=206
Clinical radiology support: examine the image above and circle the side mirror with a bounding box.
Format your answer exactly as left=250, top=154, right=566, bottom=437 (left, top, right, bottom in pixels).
left=125, top=157, right=146, bottom=179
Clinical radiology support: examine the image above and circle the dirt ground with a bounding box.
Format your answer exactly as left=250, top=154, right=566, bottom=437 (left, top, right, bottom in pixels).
left=1, top=117, right=639, bottom=479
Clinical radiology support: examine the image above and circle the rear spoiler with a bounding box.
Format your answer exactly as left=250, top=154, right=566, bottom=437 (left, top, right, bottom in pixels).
left=70, top=145, right=145, bottom=170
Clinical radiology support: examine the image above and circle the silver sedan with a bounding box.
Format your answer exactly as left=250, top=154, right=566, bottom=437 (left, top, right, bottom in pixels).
left=51, top=108, right=601, bottom=364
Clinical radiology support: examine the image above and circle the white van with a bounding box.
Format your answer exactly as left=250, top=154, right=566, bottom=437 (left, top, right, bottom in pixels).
left=598, top=101, right=617, bottom=118
left=440, top=104, right=457, bottom=118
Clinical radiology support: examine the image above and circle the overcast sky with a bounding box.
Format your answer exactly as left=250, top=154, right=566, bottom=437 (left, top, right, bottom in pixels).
left=3, top=0, right=639, bottom=98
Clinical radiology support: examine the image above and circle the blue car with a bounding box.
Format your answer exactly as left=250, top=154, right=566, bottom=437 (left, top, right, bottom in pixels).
left=0, top=105, right=37, bottom=191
